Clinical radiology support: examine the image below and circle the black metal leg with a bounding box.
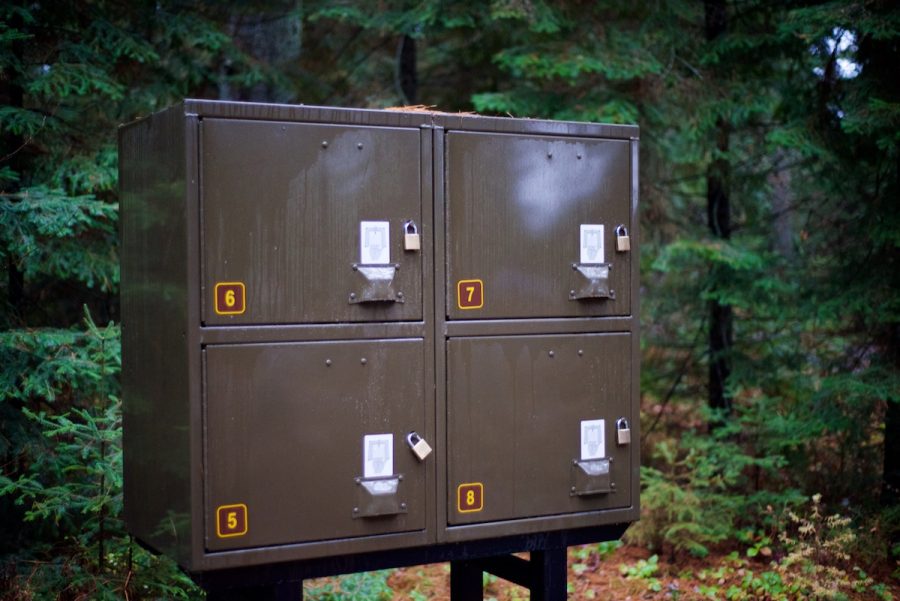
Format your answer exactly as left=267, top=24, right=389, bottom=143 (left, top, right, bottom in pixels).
left=206, top=581, right=303, bottom=601
left=450, top=547, right=568, bottom=601
left=450, top=559, right=484, bottom=601
left=530, top=548, right=568, bottom=601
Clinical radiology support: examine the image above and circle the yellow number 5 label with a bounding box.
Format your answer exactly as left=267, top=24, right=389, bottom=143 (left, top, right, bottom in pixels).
left=216, top=503, right=248, bottom=538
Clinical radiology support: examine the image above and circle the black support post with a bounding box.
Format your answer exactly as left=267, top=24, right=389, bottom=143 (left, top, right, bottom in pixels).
left=450, top=559, right=485, bottom=601
left=530, top=548, right=568, bottom=601
left=449, top=547, right=568, bottom=600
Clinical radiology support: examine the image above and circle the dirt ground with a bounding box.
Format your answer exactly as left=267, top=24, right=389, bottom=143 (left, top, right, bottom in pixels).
left=305, top=543, right=899, bottom=600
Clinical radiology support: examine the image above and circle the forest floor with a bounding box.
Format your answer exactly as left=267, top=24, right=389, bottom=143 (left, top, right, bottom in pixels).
left=305, top=543, right=900, bottom=600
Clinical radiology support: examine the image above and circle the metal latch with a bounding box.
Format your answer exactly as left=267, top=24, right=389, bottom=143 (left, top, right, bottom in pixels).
left=349, top=264, right=404, bottom=304
left=569, top=263, right=615, bottom=300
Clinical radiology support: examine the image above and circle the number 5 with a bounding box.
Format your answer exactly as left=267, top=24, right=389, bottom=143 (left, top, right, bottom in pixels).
left=227, top=512, right=237, bottom=529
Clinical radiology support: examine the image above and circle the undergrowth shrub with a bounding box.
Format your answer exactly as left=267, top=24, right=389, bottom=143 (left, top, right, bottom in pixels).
left=626, top=427, right=804, bottom=558
left=0, top=311, right=200, bottom=600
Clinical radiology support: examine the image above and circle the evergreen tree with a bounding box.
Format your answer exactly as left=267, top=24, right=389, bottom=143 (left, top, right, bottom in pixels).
left=0, top=2, right=286, bottom=596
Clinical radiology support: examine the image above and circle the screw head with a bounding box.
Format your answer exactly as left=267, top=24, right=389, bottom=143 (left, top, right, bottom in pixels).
left=325, top=359, right=332, bottom=367
left=321, top=140, right=328, bottom=148
left=360, top=358, right=367, bottom=365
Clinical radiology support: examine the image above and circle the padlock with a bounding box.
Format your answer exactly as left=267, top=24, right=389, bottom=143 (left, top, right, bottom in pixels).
left=615, top=225, right=631, bottom=252
left=403, top=220, right=421, bottom=251
left=616, top=418, right=631, bottom=445
left=406, top=431, right=432, bottom=461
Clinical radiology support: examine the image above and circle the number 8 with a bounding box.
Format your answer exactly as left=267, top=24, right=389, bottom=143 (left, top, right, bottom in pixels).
left=466, top=490, right=475, bottom=506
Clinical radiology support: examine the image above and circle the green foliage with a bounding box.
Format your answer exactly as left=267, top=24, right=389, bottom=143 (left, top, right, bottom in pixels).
left=0, top=187, right=118, bottom=292
left=0, top=311, right=200, bottom=598
left=0, top=1, right=276, bottom=598
left=619, top=554, right=662, bottom=592
left=627, top=429, right=804, bottom=557
left=304, top=570, right=394, bottom=601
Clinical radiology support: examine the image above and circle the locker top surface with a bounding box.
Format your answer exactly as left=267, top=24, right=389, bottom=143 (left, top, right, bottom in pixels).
left=119, top=99, right=640, bottom=141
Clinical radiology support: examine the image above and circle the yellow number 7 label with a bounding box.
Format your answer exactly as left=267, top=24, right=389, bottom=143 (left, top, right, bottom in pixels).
left=456, top=279, right=484, bottom=310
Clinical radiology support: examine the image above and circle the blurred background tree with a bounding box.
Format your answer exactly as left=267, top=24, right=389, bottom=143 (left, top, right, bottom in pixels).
left=1, top=0, right=897, bottom=598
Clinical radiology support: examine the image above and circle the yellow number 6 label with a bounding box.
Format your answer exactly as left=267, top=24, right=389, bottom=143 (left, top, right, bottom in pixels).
left=214, top=282, right=246, bottom=315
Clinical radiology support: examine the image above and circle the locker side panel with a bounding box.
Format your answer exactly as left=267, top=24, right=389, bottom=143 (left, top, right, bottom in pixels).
left=119, top=105, right=193, bottom=566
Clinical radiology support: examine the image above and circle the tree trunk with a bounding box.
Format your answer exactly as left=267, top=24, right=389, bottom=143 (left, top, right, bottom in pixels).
left=397, top=34, right=417, bottom=104
left=884, top=325, right=900, bottom=553
left=705, top=0, right=733, bottom=427
left=1, top=6, right=25, bottom=319
left=218, top=2, right=302, bottom=103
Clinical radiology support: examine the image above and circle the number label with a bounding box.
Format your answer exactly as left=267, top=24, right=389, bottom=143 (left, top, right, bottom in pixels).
left=214, top=282, right=246, bottom=315
left=456, top=279, right=484, bottom=310
left=216, top=503, right=248, bottom=538
left=457, top=482, right=484, bottom=513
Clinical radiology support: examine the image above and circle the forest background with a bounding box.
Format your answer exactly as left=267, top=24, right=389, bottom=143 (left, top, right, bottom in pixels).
left=1, top=1, right=898, bottom=599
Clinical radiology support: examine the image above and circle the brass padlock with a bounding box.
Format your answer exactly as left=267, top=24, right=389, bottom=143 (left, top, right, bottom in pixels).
left=616, top=418, right=631, bottom=445
left=403, top=220, right=421, bottom=251
left=406, top=432, right=432, bottom=461
left=615, top=225, right=630, bottom=252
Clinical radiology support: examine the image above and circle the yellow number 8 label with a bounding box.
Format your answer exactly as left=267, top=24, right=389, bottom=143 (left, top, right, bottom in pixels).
left=457, top=482, right=483, bottom=513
